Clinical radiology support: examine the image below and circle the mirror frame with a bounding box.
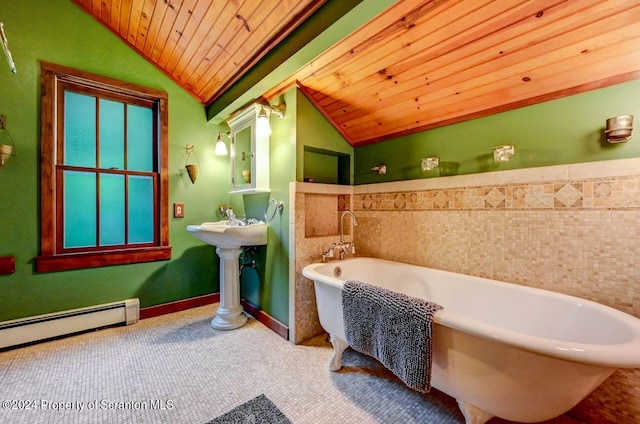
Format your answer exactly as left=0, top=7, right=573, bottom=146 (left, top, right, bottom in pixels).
left=227, top=104, right=270, bottom=194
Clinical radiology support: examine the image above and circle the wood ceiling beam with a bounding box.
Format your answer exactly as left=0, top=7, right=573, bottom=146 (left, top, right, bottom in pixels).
left=205, top=0, right=395, bottom=123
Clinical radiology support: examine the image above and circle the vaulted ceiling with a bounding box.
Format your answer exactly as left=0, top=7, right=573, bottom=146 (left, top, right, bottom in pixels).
left=71, top=0, right=327, bottom=105
left=75, top=0, right=640, bottom=147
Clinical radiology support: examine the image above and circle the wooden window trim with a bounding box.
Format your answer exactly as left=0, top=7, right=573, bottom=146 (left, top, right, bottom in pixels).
left=36, top=61, right=171, bottom=272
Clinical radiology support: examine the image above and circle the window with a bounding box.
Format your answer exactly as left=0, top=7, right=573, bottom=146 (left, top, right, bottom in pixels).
left=36, top=62, right=171, bottom=272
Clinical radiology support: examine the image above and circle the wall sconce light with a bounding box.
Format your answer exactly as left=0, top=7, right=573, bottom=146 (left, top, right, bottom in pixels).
left=256, top=106, right=271, bottom=137
left=256, top=102, right=286, bottom=137
left=605, top=115, right=633, bottom=143
left=0, top=115, right=16, bottom=170
left=215, top=132, right=229, bottom=156
left=0, top=22, right=17, bottom=74
left=493, top=145, right=515, bottom=162
left=371, top=164, right=387, bottom=174
left=184, top=144, right=199, bottom=184
left=421, top=157, right=439, bottom=172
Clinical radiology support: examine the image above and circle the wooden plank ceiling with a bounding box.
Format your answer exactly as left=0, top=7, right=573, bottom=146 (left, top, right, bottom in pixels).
left=72, top=0, right=326, bottom=106
left=76, top=0, right=640, bottom=147
left=265, top=0, right=640, bottom=146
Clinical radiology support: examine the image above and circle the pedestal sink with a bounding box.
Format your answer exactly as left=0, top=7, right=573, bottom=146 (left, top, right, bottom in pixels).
left=186, top=221, right=267, bottom=330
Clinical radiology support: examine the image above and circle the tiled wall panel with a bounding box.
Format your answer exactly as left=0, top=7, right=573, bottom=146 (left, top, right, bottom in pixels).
left=292, top=159, right=640, bottom=424
left=292, top=187, right=352, bottom=344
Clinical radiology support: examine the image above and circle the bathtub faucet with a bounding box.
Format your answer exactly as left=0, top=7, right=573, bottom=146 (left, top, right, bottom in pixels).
left=337, top=241, right=355, bottom=260
left=337, top=210, right=358, bottom=260
left=340, top=211, right=358, bottom=243
left=322, top=211, right=358, bottom=262
left=322, top=243, right=336, bottom=263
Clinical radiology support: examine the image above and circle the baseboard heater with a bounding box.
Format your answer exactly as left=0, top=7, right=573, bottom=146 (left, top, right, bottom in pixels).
left=0, top=299, right=139, bottom=350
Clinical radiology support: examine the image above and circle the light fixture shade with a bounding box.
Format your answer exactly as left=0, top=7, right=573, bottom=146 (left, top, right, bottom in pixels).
left=0, top=144, right=13, bottom=169
left=605, top=115, right=633, bottom=143
left=256, top=106, right=271, bottom=136
left=0, top=22, right=17, bottom=74
left=371, top=164, right=386, bottom=174
left=493, top=145, right=515, bottom=162
left=215, top=136, right=228, bottom=155
left=421, top=157, right=439, bottom=172
left=185, top=164, right=198, bottom=184
left=184, top=144, right=199, bottom=184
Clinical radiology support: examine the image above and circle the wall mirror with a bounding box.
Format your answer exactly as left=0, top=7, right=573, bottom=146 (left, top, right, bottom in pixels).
left=227, top=104, right=270, bottom=194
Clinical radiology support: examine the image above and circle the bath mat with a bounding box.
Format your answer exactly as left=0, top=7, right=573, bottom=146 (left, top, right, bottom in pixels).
left=205, top=394, right=291, bottom=424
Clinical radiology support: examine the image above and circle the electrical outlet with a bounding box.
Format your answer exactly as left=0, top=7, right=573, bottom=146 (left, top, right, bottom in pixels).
left=173, top=203, right=185, bottom=218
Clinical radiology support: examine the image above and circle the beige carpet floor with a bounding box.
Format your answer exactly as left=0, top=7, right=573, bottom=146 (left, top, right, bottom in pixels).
left=0, top=305, right=582, bottom=424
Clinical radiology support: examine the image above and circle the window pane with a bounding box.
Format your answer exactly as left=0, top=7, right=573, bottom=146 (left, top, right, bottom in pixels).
left=99, top=99, right=124, bottom=170
left=100, top=173, right=125, bottom=246
left=127, top=105, right=153, bottom=172
left=64, top=171, right=96, bottom=248
left=64, top=91, right=96, bottom=167
left=128, top=176, right=154, bottom=243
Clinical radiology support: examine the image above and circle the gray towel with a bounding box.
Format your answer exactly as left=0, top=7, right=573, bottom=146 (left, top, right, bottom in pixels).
left=342, top=280, right=443, bottom=393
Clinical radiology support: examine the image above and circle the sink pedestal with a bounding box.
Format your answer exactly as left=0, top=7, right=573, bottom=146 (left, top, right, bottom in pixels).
left=186, top=221, right=267, bottom=331
left=212, top=247, right=248, bottom=330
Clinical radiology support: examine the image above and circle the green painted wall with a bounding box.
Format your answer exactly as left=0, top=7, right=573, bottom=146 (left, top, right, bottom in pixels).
left=354, top=80, right=640, bottom=184
left=236, top=89, right=297, bottom=324
left=304, top=151, right=339, bottom=183
left=0, top=0, right=231, bottom=321
left=296, top=90, right=354, bottom=184
left=262, top=89, right=297, bottom=323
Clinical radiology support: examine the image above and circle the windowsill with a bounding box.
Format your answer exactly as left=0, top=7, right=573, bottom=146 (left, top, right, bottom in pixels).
left=35, top=246, right=172, bottom=272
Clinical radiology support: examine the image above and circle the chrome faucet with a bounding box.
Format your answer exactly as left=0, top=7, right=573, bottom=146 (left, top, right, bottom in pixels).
left=321, top=210, right=358, bottom=262
left=226, top=210, right=260, bottom=226
left=338, top=210, right=358, bottom=260
left=322, top=243, right=335, bottom=263
left=226, top=209, right=244, bottom=226
left=340, top=210, right=358, bottom=244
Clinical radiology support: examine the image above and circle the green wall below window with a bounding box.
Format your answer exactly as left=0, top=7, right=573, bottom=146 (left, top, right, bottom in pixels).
left=355, top=81, right=640, bottom=184
left=0, top=0, right=230, bottom=322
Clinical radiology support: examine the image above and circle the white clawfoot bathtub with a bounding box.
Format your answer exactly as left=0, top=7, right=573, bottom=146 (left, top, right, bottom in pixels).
left=302, top=257, right=640, bottom=424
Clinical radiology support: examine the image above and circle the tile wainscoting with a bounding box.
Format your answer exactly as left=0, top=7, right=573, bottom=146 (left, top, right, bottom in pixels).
left=291, top=158, right=640, bottom=424
left=290, top=183, right=352, bottom=345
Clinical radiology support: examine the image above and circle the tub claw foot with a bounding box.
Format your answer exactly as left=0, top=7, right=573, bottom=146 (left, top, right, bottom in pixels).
left=457, top=400, right=493, bottom=424
left=329, top=336, right=348, bottom=371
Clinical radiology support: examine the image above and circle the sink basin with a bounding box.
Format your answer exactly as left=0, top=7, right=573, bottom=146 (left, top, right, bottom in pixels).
left=187, top=220, right=267, bottom=248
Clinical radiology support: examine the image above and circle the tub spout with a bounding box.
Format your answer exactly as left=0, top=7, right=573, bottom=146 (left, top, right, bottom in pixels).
left=338, top=210, right=358, bottom=260
left=340, top=210, right=358, bottom=244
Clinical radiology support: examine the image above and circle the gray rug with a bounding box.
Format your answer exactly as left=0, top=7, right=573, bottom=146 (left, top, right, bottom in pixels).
left=206, top=394, right=291, bottom=424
